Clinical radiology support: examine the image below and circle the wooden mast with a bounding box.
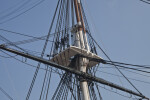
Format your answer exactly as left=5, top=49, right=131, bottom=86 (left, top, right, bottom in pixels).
left=73, top=0, right=90, bottom=100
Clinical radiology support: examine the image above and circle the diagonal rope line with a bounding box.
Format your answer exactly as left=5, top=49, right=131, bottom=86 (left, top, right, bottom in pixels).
left=0, top=87, right=13, bottom=100
left=140, top=0, right=150, bottom=4
left=0, top=0, right=46, bottom=24
left=26, top=0, right=61, bottom=99
left=86, top=32, right=143, bottom=95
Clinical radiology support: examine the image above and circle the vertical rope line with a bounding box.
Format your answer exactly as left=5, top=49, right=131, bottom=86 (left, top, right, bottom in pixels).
left=39, top=65, right=49, bottom=100
left=45, top=68, right=53, bottom=100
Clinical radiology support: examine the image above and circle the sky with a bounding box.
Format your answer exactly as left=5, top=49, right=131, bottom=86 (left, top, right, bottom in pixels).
left=0, top=0, right=150, bottom=100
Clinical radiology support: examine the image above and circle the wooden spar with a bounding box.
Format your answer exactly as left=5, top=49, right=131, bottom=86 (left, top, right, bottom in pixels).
left=0, top=45, right=149, bottom=100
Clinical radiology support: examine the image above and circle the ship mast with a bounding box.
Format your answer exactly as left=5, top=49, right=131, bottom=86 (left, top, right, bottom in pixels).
left=73, top=0, right=90, bottom=99
left=0, top=0, right=150, bottom=99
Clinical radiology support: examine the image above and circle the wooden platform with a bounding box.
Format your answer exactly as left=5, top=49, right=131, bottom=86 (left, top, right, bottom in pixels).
left=50, top=46, right=102, bottom=68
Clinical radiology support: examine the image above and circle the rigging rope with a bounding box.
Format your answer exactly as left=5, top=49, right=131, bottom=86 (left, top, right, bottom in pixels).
left=0, top=87, right=13, bottom=100
left=0, top=0, right=46, bottom=24
left=140, top=0, right=150, bottom=4
left=0, top=28, right=66, bottom=43
left=97, top=84, right=133, bottom=99
left=97, top=70, right=150, bottom=85
left=3, top=36, right=53, bottom=46
left=85, top=32, right=143, bottom=95
left=0, top=50, right=63, bottom=76
left=0, top=35, right=27, bottom=52
left=26, top=0, right=61, bottom=99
